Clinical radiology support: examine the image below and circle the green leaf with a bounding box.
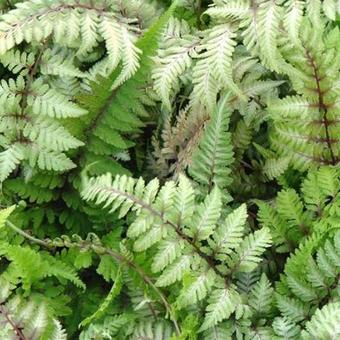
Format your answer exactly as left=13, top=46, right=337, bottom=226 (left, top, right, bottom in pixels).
left=176, top=269, right=216, bottom=309
left=188, top=187, right=222, bottom=241
left=172, top=175, right=195, bottom=226
left=200, top=287, right=240, bottom=331
left=209, top=204, right=248, bottom=259
left=231, top=227, right=272, bottom=272
left=189, top=94, right=234, bottom=195
left=302, top=302, right=340, bottom=339
left=155, top=255, right=191, bottom=287
left=248, top=274, right=273, bottom=316
left=0, top=144, right=25, bottom=182
left=80, top=267, right=123, bottom=328
left=97, top=255, right=118, bottom=282
left=273, top=317, right=301, bottom=339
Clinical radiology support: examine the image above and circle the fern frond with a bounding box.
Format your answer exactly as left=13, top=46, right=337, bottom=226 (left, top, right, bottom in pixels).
left=190, top=57, right=220, bottom=112
left=276, top=294, right=308, bottom=323
left=155, top=255, right=192, bottom=287
left=205, top=0, right=250, bottom=20
left=273, top=317, right=301, bottom=339
left=301, top=302, right=340, bottom=339
left=276, top=189, right=307, bottom=227
left=202, top=323, right=233, bottom=340
left=0, top=292, right=67, bottom=340
left=268, top=16, right=340, bottom=169
left=248, top=273, right=273, bottom=316
left=82, top=172, right=272, bottom=333
left=40, top=48, right=84, bottom=78
left=151, top=238, right=185, bottom=273
left=262, top=156, right=290, bottom=181
left=209, top=204, right=248, bottom=259
left=176, top=269, right=216, bottom=309
left=229, top=227, right=272, bottom=272
left=189, top=94, right=234, bottom=196
left=23, top=117, right=84, bottom=152
left=0, top=49, right=35, bottom=75
left=0, top=0, right=142, bottom=83
left=187, top=187, right=222, bottom=241
left=257, top=0, right=284, bottom=72
left=284, top=0, right=304, bottom=43
left=76, top=1, right=178, bottom=176
left=199, top=287, right=240, bottom=331
left=152, top=18, right=198, bottom=109
left=257, top=200, right=295, bottom=252
left=0, top=144, right=25, bottom=182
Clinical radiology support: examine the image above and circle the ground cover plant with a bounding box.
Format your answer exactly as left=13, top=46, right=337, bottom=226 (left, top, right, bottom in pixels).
left=0, top=0, right=339, bottom=339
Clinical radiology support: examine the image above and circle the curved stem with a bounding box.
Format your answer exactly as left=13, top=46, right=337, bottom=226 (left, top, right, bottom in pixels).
left=4, top=220, right=181, bottom=336
left=5, top=220, right=51, bottom=248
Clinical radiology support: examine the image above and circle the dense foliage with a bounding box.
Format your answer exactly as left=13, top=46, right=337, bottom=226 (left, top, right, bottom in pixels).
left=0, top=0, right=339, bottom=339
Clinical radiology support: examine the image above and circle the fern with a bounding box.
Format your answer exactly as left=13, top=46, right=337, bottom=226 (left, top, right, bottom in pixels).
left=76, top=0, right=179, bottom=176
left=267, top=12, right=340, bottom=170
left=152, top=18, right=198, bottom=110
left=0, top=206, right=68, bottom=339
left=150, top=46, right=282, bottom=202
left=0, top=0, right=339, bottom=338
left=82, top=172, right=272, bottom=332
left=274, top=231, right=340, bottom=337
left=257, top=166, right=340, bottom=253
left=301, top=302, right=340, bottom=339
left=0, top=292, right=67, bottom=340
left=189, top=94, right=234, bottom=198
left=152, top=14, right=282, bottom=111
left=0, top=1, right=177, bottom=259
left=0, top=0, right=144, bottom=80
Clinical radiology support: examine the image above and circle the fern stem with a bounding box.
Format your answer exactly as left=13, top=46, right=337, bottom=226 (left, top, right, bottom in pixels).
left=16, top=41, right=47, bottom=145
left=5, top=220, right=52, bottom=248
left=0, top=304, right=26, bottom=340
left=4, top=220, right=181, bottom=336
left=305, top=50, right=336, bottom=165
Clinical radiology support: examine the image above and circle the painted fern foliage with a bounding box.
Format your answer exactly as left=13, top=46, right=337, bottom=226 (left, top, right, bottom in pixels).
left=268, top=15, right=340, bottom=171
left=0, top=0, right=339, bottom=338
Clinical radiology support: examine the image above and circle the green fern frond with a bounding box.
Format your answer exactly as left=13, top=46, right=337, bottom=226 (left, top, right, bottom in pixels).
left=76, top=1, right=179, bottom=176
left=248, top=273, right=273, bottom=316
left=0, top=0, right=142, bottom=80
left=189, top=94, right=234, bottom=197
left=275, top=230, right=340, bottom=333
left=258, top=166, right=339, bottom=256
left=268, top=15, right=340, bottom=170
left=276, top=294, right=308, bottom=323
left=301, top=302, right=340, bottom=339
left=82, top=172, right=272, bottom=332
left=273, top=317, right=301, bottom=339
left=229, top=227, right=272, bottom=273
left=208, top=203, right=248, bottom=260
left=0, top=295, right=67, bottom=340
left=0, top=145, right=24, bottom=182
left=199, top=286, right=240, bottom=331
left=152, top=18, right=198, bottom=109
left=191, top=24, right=242, bottom=109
